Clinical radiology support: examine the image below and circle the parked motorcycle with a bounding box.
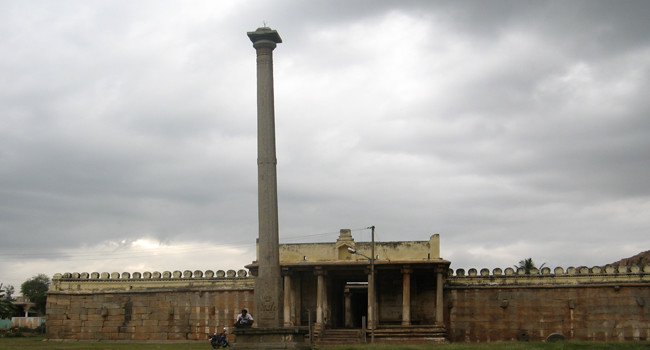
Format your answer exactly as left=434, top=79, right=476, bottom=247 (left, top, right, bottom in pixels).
left=209, top=328, right=230, bottom=348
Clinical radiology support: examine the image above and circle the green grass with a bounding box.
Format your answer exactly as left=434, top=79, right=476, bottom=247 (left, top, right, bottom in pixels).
left=319, top=343, right=650, bottom=350
left=1, top=337, right=649, bottom=350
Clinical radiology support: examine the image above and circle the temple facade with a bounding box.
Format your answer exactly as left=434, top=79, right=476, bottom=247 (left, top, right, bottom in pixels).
left=259, top=229, right=448, bottom=331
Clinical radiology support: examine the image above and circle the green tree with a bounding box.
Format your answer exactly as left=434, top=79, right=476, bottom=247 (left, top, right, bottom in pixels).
left=3, top=284, right=15, bottom=299
left=0, top=283, right=17, bottom=319
left=20, top=274, right=50, bottom=315
left=514, top=258, right=546, bottom=274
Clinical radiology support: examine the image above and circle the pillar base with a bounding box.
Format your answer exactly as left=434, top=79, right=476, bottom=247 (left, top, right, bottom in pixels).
left=232, top=327, right=310, bottom=349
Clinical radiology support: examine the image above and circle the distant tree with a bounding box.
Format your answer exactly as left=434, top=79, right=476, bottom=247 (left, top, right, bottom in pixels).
left=3, top=284, right=15, bottom=299
left=0, top=283, right=17, bottom=319
left=21, top=274, right=50, bottom=315
left=515, top=258, right=546, bottom=274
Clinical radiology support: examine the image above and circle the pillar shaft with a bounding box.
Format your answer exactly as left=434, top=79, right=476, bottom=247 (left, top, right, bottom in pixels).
left=401, top=267, right=411, bottom=326
left=368, top=270, right=375, bottom=331
left=344, top=289, right=352, bottom=328
left=283, top=272, right=292, bottom=326
left=248, top=27, right=283, bottom=328
left=436, top=271, right=444, bottom=325
left=315, top=269, right=325, bottom=327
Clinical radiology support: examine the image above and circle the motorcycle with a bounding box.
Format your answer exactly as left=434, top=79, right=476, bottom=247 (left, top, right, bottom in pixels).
left=209, top=328, right=230, bottom=348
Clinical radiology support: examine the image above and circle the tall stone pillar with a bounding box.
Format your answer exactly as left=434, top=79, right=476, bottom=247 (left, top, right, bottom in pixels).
left=234, top=27, right=309, bottom=350
left=248, top=27, right=283, bottom=328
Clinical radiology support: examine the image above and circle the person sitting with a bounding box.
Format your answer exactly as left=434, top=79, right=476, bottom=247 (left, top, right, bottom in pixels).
left=234, top=309, right=254, bottom=328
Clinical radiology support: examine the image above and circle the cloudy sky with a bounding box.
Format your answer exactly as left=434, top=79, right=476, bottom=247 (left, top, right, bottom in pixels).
left=1, top=1, right=649, bottom=291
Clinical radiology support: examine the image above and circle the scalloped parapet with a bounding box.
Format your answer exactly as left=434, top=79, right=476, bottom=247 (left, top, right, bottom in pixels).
left=447, top=265, right=650, bottom=286
left=50, top=269, right=253, bottom=292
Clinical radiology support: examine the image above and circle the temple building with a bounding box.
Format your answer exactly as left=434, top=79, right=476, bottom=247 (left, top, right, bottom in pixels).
left=256, top=229, right=448, bottom=331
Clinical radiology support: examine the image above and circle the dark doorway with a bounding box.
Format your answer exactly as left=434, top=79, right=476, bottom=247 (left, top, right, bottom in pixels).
left=350, top=288, right=367, bottom=328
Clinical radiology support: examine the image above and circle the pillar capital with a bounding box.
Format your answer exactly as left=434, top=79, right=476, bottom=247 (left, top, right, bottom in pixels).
left=248, top=27, right=283, bottom=45
left=435, top=265, right=448, bottom=275
left=314, top=267, right=327, bottom=276
left=401, top=266, right=412, bottom=274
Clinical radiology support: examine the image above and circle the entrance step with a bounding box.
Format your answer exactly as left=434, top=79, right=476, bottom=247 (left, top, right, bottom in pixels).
left=315, top=328, right=364, bottom=346
left=373, top=325, right=448, bottom=344
left=315, top=325, right=448, bottom=345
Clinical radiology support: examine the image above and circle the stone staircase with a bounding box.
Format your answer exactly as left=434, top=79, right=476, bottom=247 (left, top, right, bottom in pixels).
left=314, top=325, right=447, bottom=346
left=373, top=325, right=448, bottom=344
left=314, top=328, right=364, bottom=346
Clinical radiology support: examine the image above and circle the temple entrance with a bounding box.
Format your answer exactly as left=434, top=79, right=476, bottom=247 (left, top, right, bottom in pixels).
left=348, top=286, right=367, bottom=328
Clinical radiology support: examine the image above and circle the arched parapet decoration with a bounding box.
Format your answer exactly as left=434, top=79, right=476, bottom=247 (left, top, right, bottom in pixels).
left=444, top=264, right=650, bottom=288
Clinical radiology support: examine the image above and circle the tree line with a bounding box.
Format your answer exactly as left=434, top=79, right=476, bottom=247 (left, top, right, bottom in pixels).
left=1, top=274, right=50, bottom=318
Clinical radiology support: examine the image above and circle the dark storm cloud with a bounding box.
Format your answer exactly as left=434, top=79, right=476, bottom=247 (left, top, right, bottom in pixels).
left=1, top=0, right=649, bottom=289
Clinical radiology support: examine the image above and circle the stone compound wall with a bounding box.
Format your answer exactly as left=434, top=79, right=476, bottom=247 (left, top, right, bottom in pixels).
left=46, top=269, right=253, bottom=341
left=445, top=265, right=650, bottom=342
left=47, top=265, right=650, bottom=342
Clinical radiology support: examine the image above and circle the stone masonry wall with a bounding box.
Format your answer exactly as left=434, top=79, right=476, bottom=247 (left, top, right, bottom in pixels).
left=46, top=270, right=254, bottom=341
left=445, top=265, right=650, bottom=342
left=47, top=265, right=650, bottom=342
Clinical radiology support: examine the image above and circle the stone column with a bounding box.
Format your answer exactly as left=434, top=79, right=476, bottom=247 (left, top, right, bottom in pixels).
left=283, top=269, right=292, bottom=326
left=292, top=275, right=301, bottom=326
left=435, top=268, right=444, bottom=325
left=367, top=268, right=376, bottom=332
left=315, top=268, right=326, bottom=328
left=247, top=27, right=283, bottom=328
left=401, top=266, right=412, bottom=326
left=344, top=288, right=352, bottom=328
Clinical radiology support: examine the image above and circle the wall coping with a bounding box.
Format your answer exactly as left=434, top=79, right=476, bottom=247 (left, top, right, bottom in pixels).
left=447, top=265, right=650, bottom=286
left=449, top=265, right=649, bottom=277
left=52, top=269, right=251, bottom=281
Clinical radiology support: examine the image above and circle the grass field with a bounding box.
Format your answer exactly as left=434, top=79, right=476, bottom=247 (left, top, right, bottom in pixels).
left=1, top=336, right=649, bottom=350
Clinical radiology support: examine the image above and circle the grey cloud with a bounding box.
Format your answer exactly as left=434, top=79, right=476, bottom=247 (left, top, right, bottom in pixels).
left=1, top=0, right=650, bottom=290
